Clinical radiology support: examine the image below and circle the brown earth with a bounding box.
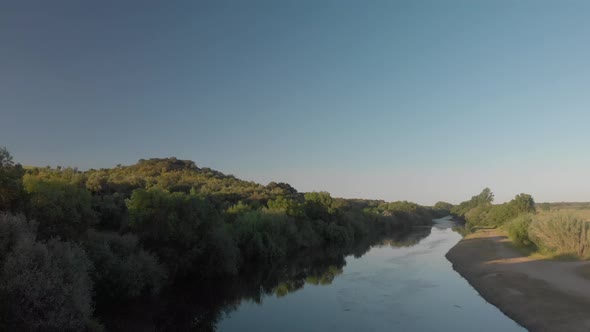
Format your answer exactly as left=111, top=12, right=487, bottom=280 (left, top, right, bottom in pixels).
left=446, top=229, right=590, bottom=332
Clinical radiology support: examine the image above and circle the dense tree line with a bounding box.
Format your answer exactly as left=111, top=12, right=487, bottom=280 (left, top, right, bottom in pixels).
left=451, top=187, right=535, bottom=228
left=104, top=227, right=433, bottom=331
left=0, top=147, right=443, bottom=331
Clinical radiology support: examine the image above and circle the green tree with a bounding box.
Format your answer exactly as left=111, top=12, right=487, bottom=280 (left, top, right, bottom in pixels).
left=126, top=188, right=238, bottom=277
left=434, top=201, right=453, bottom=212
left=84, top=230, right=167, bottom=304
left=23, top=175, right=96, bottom=240
left=0, top=214, right=94, bottom=331
left=511, top=193, right=536, bottom=213
left=477, top=187, right=494, bottom=205
left=304, top=191, right=335, bottom=221
left=0, top=148, right=25, bottom=212
left=267, top=196, right=305, bottom=218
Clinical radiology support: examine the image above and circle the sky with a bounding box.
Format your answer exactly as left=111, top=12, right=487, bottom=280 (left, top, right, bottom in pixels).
left=2, top=0, right=590, bottom=205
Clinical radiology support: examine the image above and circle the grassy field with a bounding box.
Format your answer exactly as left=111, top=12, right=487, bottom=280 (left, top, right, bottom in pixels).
left=535, top=208, right=590, bottom=221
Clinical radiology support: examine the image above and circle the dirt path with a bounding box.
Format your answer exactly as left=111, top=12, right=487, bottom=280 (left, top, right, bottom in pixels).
left=446, top=229, right=590, bottom=332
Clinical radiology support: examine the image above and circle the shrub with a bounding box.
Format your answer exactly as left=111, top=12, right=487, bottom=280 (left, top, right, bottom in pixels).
left=84, top=230, right=167, bottom=303
left=465, top=205, right=490, bottom=226
left=0, top=147, right=25, bottom=212
left=323, top=222, right=353, bottom=246
left=0, top=213, right=37, bottom=263
left=194, top=226, right=239, bottom=277
left=529, top=214, right=590, bottom=257
left=0, top=237, right=94, bottom=331
left=233, top=210, right=295, bottom=262
left=126, top=188, right=219, bottom=277
left=506, top=214, right=534, bottom=248
left=225, top=201, right=252, bottom=222
left=23, top=175, right=97, bottom=240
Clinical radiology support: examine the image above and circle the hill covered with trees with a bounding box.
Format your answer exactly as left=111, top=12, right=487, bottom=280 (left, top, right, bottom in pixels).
left=0, top=147, right=446, bottom=331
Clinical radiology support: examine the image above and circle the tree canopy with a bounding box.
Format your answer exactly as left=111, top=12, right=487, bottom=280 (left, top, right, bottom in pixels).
left=0, top=147, right=442, bottom=330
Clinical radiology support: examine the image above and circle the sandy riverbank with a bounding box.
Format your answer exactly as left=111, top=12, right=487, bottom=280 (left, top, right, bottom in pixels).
left=446, top=229, right=590, bottom=332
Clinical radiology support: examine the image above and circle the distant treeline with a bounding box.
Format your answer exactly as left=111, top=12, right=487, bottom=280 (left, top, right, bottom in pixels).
left=450, top=187, right=536, bottom=228
left=536, top=201, right=590, bottom=211
left=0, top=147, right=447, bottom=331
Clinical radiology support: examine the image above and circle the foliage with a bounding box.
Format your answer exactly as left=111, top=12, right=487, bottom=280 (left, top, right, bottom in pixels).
left=267, top=196, right=305, bottom=218
left=92, top=193, right=127, bottom=231
left=23, top=174, right=96, bottom=240
left=0, top=213, right=94, bottom=331
left=451, top=187, right=494, bottom=217
left=84, top=230, right=167, bottom=303
left=0, top=148, right=444, bottom=329
left=529, top=213, right=590, bottom=257
left=505, top=214, right=534, bottom=248
left=434, top=201, right=453, bottom=213
left=126, top=187, right=237, bottom=277
left=233, top=210, right=295, bottom=262
left=0, top=213, right=37, bottom=263
left=304, top=191, right=336, bottom=221
left=126, top=187, right=210, bottom=245
left=225, top=201, right=253, bottom=222
left=0, top=147, right=25, bottom=212
left=453, top=189, right=536, bottom=228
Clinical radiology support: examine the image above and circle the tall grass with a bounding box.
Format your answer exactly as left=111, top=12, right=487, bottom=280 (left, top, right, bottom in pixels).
left=528, top=213, right=590, bottom=258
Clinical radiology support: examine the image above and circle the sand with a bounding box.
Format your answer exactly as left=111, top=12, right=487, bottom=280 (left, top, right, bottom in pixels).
left=446, top=229, right=590, bottom=332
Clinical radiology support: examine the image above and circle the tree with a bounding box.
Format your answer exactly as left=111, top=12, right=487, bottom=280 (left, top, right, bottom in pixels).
left=434, top=201, right=453, bottom=212
left=23, top=175, right=96, bottom=240
left=267, top=196, right=305, bottom=218
left=126, top=188, right=238, bottom=278
left=304, top=191, right=335, bottom=221
left=84, top=230, right=166, bottom=304
left=511, top=193, right=535, bottom=214
left=477, top=188, right=494, bottom=205
left=0, top=213, right=94, bottom=331
left=0, top=148, right=24, bottom=212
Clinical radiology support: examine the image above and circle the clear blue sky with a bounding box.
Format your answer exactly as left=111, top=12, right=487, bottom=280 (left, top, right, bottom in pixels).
left=2, top=0, right=590, bottom=205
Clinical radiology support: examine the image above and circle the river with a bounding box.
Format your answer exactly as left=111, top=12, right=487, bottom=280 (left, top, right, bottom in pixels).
left=103, top=217, right=525, bottom=331
left=216, top=217, right=524, bottom=331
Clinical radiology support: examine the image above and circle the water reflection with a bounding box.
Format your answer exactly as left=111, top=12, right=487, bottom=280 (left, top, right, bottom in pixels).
left=104, top=218, right=524, bottom=332
left=218, top=217, right=524, bottom=332
left=102, top=226, right=432, bottom=331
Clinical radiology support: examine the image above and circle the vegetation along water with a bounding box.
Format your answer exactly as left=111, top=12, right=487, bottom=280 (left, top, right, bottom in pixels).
left=3, top=146, right=589, bottom=331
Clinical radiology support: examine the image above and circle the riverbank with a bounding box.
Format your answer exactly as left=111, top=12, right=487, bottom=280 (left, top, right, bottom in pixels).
left=446, top=229, right=590, bottom=331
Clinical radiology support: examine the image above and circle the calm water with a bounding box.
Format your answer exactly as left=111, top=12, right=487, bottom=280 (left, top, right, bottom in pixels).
left=217, top=217, right=524, bottom=332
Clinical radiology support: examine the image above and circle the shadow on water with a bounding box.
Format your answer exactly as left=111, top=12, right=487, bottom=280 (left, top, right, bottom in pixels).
left=100, top=226, right=433, bottom=331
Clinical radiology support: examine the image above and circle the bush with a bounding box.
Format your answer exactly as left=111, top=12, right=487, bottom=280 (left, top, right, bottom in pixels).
left=84, top=230, right=167, bottom=303
left=0, top=213, right=37, bottom=263
left=23, top=175, right=97, bottom=240
left=465, top=205, right=490, bottom=226
left=323, top=222, right=353, bottom=246
left=506, top=214, right=534, bottom=248
left=0, top=147, right=25, bottom=212
left=194, top=226, right=239, bottom=277
left=233, top=210, right=295, bottom=262
left=126, top=188, right=218, bottom=277
left=0, top=237, right=94, bottom=331
left=529, top=214, right=590, bottom=257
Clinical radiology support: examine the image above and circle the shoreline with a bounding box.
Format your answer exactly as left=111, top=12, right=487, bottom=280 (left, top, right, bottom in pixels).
left=446, top=229, right=590, bottom=332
